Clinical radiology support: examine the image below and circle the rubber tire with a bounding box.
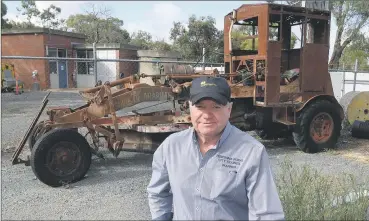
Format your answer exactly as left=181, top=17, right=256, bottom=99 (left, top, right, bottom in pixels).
left=256, top=121, right=291, bottom=139
left=256, top=129, right=278, bottom=140
left=30, top=129, right=92, bottom=187
left=293, top=100, right=342, bottom=153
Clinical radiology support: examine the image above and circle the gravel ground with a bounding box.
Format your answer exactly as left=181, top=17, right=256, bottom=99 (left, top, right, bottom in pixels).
left=1, top=91, right=369, bottom=220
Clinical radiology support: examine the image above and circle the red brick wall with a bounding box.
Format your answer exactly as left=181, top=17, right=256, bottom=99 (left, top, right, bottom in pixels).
left=119, top=49, right=139, bottom=78
left=1, top=34, right=46, bottom=90
left=1, top=32, right=85, bottom=90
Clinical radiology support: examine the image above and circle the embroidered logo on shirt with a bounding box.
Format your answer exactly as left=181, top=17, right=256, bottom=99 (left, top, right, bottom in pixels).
left=216, top=154, right=243, bottom=169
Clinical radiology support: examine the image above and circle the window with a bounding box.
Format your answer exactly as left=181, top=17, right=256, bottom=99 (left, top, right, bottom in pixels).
left=76, top=49, right=94, bottom=75
left=49, top=61, right=57, bottom=75
left=230, top=16, right=259, bottom=56
left=58, top=49, right=66, bottom=57
left=48, top=48, right=57, bottom=57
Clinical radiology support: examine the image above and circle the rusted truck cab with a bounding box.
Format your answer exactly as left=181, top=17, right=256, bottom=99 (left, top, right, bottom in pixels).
left=225, top=3, right=334, bottom=105
left=224, top=3, right=343, bottom=153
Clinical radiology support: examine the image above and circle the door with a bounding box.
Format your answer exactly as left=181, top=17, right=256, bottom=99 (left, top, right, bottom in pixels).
left=58, top=61, right=68, bottom=88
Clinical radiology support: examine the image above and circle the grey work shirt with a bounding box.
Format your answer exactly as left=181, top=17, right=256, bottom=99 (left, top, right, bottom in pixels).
left=147, top=122, right=285, bottom=220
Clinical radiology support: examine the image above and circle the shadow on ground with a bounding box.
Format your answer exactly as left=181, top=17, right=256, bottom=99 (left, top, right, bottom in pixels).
left=70, top=151, right=153, bottom=187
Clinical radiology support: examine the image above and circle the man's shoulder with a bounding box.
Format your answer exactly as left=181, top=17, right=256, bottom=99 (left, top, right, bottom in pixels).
left=228, top=125, right=265, bottom=151
left=167, top=127, right=193, bottom=140
left=160, top=127, right=193, bottom=147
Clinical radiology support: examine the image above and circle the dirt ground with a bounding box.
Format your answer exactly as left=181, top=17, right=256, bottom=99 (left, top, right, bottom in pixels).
left=1, top=91, right=368, bottom=220
left=333, top=130, right=369, bottom=164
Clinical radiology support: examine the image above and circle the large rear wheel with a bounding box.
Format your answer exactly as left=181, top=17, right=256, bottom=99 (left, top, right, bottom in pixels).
left=293, top=100, right=342, bottom=153
left=31, top=129, right=92, bottom=187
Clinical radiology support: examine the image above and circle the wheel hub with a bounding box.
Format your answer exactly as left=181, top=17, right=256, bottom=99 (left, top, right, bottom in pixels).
left=309, top=112, right=334, bottom=144
left=46, top=141, right=82, bottom=176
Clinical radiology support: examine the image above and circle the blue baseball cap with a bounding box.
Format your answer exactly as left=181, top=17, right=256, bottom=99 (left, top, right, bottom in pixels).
left=190, top=76, right=231, bottom=105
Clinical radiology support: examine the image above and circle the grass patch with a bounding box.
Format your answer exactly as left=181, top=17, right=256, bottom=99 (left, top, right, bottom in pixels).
left=276, top=159, right=369, bottom=220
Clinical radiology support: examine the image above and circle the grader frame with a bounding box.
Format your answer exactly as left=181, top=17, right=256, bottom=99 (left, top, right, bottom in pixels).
left=12, top=3, right=344, bottom=187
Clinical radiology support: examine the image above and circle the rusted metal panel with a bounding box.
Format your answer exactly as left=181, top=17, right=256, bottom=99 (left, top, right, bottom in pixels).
left=134, top=124, right=191, bottom=133
left=86, top=86, right=175, bottom=117
left=281, top=49, right=301, bottom=72
left=231, top=85, right=254, bottom=98
left=81, top=75, right=138, bottom=93
left=301, top=43, right=329, bottom=93
left=265, top=41, right=282, bottom=105
left=50, top=114, right=192, bottom=129
left=223, top=15, right=232, bottom=59
left=233, top=4, right=263, bottom=21
left=269, top=10, right=329, bottom=20
left=257, top=6, right=270, bottom=57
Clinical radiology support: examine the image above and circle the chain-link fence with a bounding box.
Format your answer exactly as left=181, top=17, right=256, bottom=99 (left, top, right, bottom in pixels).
left=1, top=55, right=224, bottom=90
left=329, top=61, right=369, bottom=101
left=2, top=54, right=368, bottom=102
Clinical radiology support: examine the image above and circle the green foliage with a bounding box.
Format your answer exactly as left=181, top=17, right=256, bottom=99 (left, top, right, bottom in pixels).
left=129, top=30, right=153, bottom=49
left=39, top=4, right=65, bottom=30
left=1, top=1, right=12, bottom=29
left=3, top=0, right=65, bottom=29
left=329, top=0, right=369, bottom=68
left=150, top=40, right=172, bottom=52
left=170, top=15, right=223, bottom=63
left=276, top=159, right=369, bottom=220
left=129, top=30, right=172, bottom=51
left=340, top=34, right=369, bottom=70
left=231, top=25, right=297, bottom=50
left=16, top=0, right=39, bottom=26
left=66, top=14, right=130, bottom=44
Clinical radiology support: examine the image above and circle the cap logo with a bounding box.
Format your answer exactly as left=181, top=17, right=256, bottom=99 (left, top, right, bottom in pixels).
left=200, top=81, right=216, bottom=87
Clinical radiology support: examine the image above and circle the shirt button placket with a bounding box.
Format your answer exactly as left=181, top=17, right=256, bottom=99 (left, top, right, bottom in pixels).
left=197, top=166, right=204, bottom=219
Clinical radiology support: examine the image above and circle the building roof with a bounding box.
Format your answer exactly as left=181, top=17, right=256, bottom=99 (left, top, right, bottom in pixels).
left=137, top=50, right=181, bottom=59
left=226, top=3, right=330, bottom=17
left=73, top=43, right=142, bottom=51
left=1, top=28, right=86, bottom=39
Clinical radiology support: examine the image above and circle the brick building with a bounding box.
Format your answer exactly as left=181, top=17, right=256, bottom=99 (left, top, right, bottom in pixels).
left=2, top=28, right=143, bottom=89
left=1, top=28, right=86, bottom=90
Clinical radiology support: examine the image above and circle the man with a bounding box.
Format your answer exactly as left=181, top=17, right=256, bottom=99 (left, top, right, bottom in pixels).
left=147, top=76, right=285, bottom=220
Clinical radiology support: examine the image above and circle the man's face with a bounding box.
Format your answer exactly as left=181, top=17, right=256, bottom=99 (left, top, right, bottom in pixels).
left=189, top=99, right=232, bottom=137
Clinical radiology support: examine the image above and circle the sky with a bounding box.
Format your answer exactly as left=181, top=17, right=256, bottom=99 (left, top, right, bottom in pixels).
left=3, top=0, right=339, bottom=57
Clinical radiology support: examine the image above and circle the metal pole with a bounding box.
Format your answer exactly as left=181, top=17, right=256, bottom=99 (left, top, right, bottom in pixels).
left=202, top=47, right=205, bottom=71
left=353, top=58, right=358, bottom=91
left=341, top=63, right=345, bottom=97
left=93, top=42, right=97, bottom=85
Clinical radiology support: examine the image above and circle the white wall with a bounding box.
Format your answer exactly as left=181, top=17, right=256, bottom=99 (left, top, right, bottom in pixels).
left=76, top=74, right=95, bottom=88
left=194, top=66, right=225, bottom=74
left=96, top=50, right=117, bottom=84
left=50, top=73, right=59, bottom=89
left=330, top=71, right=369, bottom=100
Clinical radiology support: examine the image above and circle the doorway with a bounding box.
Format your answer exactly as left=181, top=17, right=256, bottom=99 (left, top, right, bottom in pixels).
left=47, top=48, right=68, bottom=88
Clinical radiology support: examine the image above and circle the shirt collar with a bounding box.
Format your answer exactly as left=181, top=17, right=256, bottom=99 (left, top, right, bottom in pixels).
left=192, top=121, right=232, bottom=149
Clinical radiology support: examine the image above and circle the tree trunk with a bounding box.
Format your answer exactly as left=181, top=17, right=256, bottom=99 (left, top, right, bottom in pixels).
left=329, top=48, right=343, bottom=69
left=329, top=36, right=353, bottom=69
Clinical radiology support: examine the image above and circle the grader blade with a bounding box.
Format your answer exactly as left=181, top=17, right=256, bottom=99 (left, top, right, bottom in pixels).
left=11, top=92, right=50, bottom=165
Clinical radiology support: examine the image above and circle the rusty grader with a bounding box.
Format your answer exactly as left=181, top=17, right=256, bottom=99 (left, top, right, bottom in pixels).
left=12, top=3, right=343, bottom=187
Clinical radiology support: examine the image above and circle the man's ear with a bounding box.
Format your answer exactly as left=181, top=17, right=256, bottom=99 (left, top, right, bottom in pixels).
left=227, top=102, right=233, bottom=113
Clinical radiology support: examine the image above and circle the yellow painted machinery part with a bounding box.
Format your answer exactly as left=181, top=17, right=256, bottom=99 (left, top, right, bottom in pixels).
left=340, top=91, right=369, bottom=125
left=1, top=63, right=15, bottom=79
